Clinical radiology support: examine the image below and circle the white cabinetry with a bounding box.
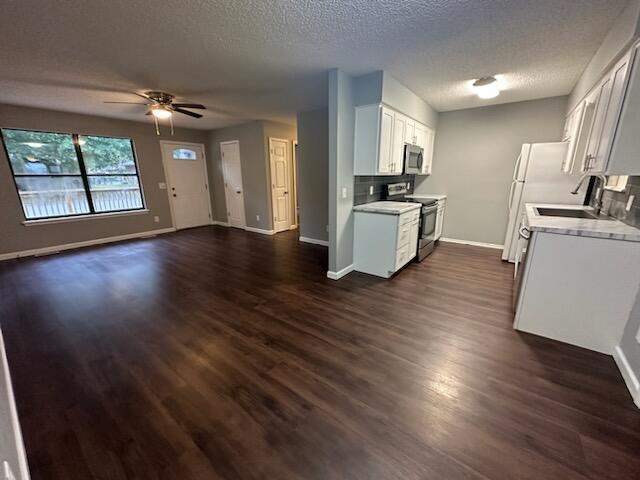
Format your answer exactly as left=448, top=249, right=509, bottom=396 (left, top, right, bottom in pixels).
left=435, top=199, right=446, bottom=240
left=354, top=104, right=435, bottom=176
left=353, top=205, right=420, bottom=278
left=564, top=45, right=640, bottom=175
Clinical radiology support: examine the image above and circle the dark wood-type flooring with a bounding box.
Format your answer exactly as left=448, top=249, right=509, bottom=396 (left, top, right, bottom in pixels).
left=1, top=227, right=639, bottom=479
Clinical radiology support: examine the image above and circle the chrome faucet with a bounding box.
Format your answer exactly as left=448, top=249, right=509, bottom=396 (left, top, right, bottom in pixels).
left=571, top=173, right=607, bottom=216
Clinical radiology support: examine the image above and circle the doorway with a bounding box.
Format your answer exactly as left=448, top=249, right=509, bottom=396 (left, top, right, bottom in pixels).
left=220, top=140, right=246, bottom=228
left=160, top=142, right=212, bottom=230
left=269, top=137, right=294, bottom=233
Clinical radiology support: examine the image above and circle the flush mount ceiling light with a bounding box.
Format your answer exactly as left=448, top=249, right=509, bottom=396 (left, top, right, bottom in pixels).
left=473, top=76, right=500, bottom=99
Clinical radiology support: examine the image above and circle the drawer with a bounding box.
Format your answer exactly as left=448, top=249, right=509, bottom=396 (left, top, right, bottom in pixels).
left=400, top=209, right=420, bottom=225
left=397, top=223, right=411, bottom=247
left=395, top=244, right=409, bottom=271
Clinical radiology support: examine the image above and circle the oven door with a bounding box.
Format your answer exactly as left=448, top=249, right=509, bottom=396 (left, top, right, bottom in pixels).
left=420, top=204, right=438, bottom=244
left=405, top=145, right=424, bottom=174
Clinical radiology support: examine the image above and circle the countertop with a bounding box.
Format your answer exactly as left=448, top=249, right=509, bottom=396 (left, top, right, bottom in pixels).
left=353, top=201, right=422, bottom=215
left=525, top=203, right=640, bottom=242
left=406, top=193, right=447, bottom=201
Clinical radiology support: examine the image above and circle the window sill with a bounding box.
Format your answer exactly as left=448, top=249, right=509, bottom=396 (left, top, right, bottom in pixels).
left=22, top=209, right=149, bottom=226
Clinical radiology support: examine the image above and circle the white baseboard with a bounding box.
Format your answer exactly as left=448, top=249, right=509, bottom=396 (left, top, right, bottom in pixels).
left=613, top=346, right=640, bottom=409
left=289, top=224, right=298, bottom=230
left=0, top=227, right=176, bottom=262
left=299, top=236, right=329, bottom=247
left=327, top=264, right=354, bottom=280
left=440, top=237, right=504, bottom=250
left=1, top=328, right=31, bottom=480
left=212, top=221, right=230, bottom=227
left=244, top=226, right=275, bottom=235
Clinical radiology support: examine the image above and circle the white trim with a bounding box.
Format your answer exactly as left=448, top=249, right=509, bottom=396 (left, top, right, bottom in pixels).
left=244, top=226, right=275, bottom=235
left=0, top=227, right=175, bottom=262
left=299, top=236, right=329, bottom=247
left=613, top=346, right=640, bottom=409
left=292, top=140, right=299, bottom=227
left=0, top=327, right=31, bottom=479
left=289, top=224, right=298, bottom=230
left=212, top=221, right=230, bottom=227
left=327, top=264, right=354, bottom=280
left=160, top=141, right=213, bottom=230
left=440, top=237, right=504, bottom=250
left=22, top=209, right=149, bottom=226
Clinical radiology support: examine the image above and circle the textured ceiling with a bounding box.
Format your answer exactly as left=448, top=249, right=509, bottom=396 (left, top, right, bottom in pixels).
left=0, top=0, right=628, bottom=129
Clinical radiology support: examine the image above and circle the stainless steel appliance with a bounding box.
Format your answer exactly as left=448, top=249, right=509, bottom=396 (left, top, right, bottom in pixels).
left=404, top=144, right=424, bottom=174
left=383, top=182, right=438, bottom=261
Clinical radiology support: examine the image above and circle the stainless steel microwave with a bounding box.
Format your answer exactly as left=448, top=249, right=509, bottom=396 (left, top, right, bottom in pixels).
left=404, top=144, right=424, bottom=174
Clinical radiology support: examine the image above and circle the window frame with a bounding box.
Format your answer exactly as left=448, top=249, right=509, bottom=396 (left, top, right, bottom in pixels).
left=1, top=127, right=146, bottom=221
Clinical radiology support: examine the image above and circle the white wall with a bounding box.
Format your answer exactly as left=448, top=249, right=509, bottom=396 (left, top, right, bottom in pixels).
left=568, top=0, right=640, bottom=112
left=0, top=329, right=30, bottom=480
left=415, top=96, right=568, bottom=245
left=297, top=108, right=329, bottom=242
left=616, top=287, right=640, bottom=408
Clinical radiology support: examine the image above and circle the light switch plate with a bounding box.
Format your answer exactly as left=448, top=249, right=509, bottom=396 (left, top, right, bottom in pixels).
left=369, top=185, right=374, bottom=195
left=626, top=195, right=635, bottom=212
left=3, top=461, right=16, bottom=480
left=341, top=187, right=348, bottom=199
left=153, top=216, right=160, bottom=223
left=158, top=182, right=167, bottom=190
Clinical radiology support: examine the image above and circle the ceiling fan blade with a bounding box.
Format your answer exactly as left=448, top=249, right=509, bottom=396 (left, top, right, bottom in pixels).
left=172, top=108, right=203, bottom=118
left=135, top=92, right=158, bottom=103
left=104, top=101, right=150, bottom=104
left=171, top=103, right=206, bottom=109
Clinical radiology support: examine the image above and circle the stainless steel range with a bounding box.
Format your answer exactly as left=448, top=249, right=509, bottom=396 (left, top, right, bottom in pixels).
left=384, top=182, right=438, bottom=261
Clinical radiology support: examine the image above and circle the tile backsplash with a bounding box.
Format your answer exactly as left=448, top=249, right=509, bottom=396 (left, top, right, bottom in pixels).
left=595, top=176, right=640, bottom=228
left=354, top=174, right=416, bottom=205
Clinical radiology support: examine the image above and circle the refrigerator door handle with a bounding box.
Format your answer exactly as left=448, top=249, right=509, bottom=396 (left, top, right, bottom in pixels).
left=512, top=153, right=522, bottom=181
left=507, top=181, right=516, bottom=211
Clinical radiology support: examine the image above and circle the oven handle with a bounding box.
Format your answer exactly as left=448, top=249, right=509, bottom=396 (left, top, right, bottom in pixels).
left=518, top=225, right=530, bottom=240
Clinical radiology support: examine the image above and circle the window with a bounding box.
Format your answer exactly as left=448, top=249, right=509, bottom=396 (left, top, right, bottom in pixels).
left=172, top=148, right=198, bottom=160
left=604, top=175, right=628, bottom=193
left=1, top=128, right=145, bottom=220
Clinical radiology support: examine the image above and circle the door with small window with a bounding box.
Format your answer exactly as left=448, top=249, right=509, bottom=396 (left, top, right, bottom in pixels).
left=161, top=143, right=211, bottom=230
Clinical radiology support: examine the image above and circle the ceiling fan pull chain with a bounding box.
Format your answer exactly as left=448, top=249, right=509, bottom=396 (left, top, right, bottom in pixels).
left=154, top=115, right=160, bottom=136
left=170, top=115, right=174, bottom=136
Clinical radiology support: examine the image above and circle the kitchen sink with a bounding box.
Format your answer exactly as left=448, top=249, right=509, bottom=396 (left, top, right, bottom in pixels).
left=534, top=207, right=611, bottom=220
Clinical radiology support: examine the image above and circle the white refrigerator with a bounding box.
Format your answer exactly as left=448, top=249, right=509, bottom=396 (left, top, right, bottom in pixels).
left=502, top=143, right=587, bottom=263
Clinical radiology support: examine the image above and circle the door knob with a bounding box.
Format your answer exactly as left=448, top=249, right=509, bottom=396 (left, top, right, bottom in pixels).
left=173, top=194, right=177, bottom=197
left=236, top=190, right=242, bottom=194
left=284, top=191, right=288, bottom=195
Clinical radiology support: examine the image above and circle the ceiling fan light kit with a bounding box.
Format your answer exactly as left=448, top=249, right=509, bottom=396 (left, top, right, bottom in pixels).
left=104, top=91, right=206, bottom=135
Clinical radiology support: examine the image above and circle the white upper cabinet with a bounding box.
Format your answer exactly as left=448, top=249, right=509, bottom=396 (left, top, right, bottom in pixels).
left=566, top=45, right=640, bottom=175
left=354, top=103, right=435, bottom=176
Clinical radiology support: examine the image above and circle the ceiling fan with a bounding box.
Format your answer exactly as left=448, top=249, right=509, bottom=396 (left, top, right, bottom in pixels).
left=105, top=91, right=206, bottom=135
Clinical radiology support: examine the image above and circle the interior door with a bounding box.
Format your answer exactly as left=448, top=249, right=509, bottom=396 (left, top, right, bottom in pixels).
left=161, top=143, right=211, bottom=230
left=220, top=141, right=246, bottom=228
left=269, top=138, right=291, bottom=233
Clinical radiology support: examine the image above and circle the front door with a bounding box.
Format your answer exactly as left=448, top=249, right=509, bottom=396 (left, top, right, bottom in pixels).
left=269, top=138, right=291, bottom=233
left=220, top=141, right=246, bottom=228
left=161, top=142, right=211, bottom=230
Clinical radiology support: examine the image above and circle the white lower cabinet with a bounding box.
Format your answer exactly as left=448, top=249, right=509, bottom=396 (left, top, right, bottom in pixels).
left=434, top=199, right=446, bottom=240
left=353, top=206, right=420, bottom=278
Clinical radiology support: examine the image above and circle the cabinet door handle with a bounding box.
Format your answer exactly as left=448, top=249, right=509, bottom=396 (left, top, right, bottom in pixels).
left=585, top=154, right=595, bottom=170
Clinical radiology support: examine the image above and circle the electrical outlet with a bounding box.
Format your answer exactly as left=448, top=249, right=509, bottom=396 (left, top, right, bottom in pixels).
left=341, top=187, right=348, bottom=199
left=158, top=182, right=167, bottom=190
left=406, top=182, right=411, bottom=190
left=256, top=215, right=260, bottom=221
left=626, top=195, right=635, bottom=212
left=369, top=185, right=374, bottom=195
left=153, top=216, right=160, bottom=223
left=3, top=461, right=16, bottom=480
